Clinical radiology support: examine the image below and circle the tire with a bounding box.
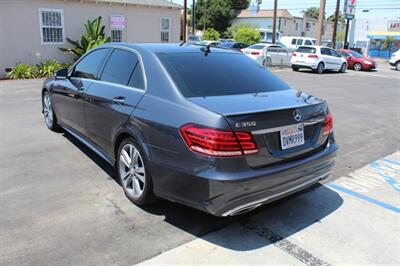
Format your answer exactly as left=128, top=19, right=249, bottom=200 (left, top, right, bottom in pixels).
left=42, top=91, right=60, bottom=131
left=339, top=63, right=347, bottom=73
left=264, top=57, right=272, bottom=67
left=353, top=62, right=362, bottom=71
left=316, top=62, right=324, bottom=74
left=292, top=66, right=299, bottom=71
left=396, top=61, right=400, bottom=71
left=116, top=137, right=155, bottom=205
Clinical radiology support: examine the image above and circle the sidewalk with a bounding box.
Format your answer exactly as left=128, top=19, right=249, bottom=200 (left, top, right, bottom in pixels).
left=137, top=152, right=400, bottom=265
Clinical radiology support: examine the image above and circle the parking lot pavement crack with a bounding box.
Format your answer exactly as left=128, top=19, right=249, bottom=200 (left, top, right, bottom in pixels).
left=240, top=221, right=331, bottom=266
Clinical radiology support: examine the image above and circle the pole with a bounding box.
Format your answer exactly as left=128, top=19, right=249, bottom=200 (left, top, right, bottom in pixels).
left=316, top=0, right=326, bottom=45
left=331, top=0, right=340, bottom=48
left=183, top=0, right=187, bottom=42
left=192, top=0, right=195, bottom=36
left=272, top=0, right=277, bottom=44
left=344, top=19, right=350, bottom=49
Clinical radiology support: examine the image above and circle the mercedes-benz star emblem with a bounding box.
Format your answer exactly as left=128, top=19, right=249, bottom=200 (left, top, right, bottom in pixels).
left=293, top=109, right=302, bottom=122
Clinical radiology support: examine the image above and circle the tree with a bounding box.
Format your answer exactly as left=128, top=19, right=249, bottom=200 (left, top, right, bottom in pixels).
left=224, top=23, right=257, bottom=38
left=302, top=7, right=320, bottom=19
left=234, top=27, right=260, bottom=45
left=203, top=28, right=221, bottom=40
left=194, top=0, right=249, bottom=33
left=327, top=11, right=345, bottom=23
left=59, top=16, right=111, bottom=60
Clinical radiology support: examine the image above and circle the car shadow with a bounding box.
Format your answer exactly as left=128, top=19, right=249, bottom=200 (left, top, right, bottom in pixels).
left=298, top=69, right=343, bottom=74
left=62, top=131, right=343, bottom=251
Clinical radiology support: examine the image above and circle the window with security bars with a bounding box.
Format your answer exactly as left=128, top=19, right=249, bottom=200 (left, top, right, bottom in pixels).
left=111, top=30, right=123, bottom=42
left=39, top=9, right=64, bottom=44
left=160, top=17, right=171, bottom=43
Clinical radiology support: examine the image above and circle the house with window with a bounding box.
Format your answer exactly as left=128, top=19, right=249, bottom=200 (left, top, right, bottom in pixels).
left=0, top=0, right=181, bottom=78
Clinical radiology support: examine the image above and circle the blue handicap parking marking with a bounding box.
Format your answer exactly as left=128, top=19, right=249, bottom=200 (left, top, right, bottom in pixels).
left=327, top=152, right=400, bottom=214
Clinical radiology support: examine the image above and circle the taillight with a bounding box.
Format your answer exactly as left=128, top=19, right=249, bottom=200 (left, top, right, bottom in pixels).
left=251, top=51, right=260, bottom=55
left=308, top=54, right=318, bottom=58
left=292, top=52, right=297, bottom=57
left=323, top=113, right=333, bottom=136
left=179, top=124, right=259, bottom=157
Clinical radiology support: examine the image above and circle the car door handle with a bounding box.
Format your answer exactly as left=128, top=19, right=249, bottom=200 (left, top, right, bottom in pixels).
left=112, top=96, right=126, bottom=104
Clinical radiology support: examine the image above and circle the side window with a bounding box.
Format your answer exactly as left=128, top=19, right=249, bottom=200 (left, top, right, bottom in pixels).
left=330, top=49, right=341, bottom=57
left=291, top=39, right=297, bottom=45
left=321, top=48, right=330, bottom=55
left=101, top=49, right=138, bottom=86
left=304, top=40, right=313, bottom=45
left=128, top=64, right=145, bottom=90
left=296, top=39, right=303, bottom=45
left=72, top=49, right=110, bottom=79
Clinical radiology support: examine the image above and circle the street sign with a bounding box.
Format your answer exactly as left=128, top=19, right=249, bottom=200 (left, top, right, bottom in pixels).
left=344, top=0, right=357, bottom=20
left=110, top=15, right=125, bottom=29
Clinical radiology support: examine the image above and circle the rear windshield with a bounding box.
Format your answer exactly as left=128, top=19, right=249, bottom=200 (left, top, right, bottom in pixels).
left=248, top=44, right=266, bottom=49
left=296, top=47, right=316, bottom=54
left=157, top=52, right=290, bottom=97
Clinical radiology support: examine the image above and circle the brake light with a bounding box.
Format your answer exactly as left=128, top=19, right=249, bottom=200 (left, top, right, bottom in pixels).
left=180, top=124, right=259, bottom=157
left=292, top=52, right=297, bottom=57
left=323, top=113, right=333, bottom=136
left=308, top=54, right=318, bottom=58
left=251, top=51, right=260, bottom=55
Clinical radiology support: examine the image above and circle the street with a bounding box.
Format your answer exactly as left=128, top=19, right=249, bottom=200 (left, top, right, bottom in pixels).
left=1, top=63, right=399, bottom=265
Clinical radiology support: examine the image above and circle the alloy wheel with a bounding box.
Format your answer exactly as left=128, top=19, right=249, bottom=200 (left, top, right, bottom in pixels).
left=396, top=62, right=400, bottom=71
left=118, top=143, right=146, bottom=199
left=43, top=94, right=53, bottom=127
left=354, top=63, right=362, bottom=71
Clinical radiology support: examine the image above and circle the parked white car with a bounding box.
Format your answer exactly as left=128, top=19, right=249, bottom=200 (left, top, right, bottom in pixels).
left=389, top=49, right=400, bottom=71
left=291, top=46, right=348, bottom=74
left=195, top=40, right=221, bottom=47
left=280, top=36, right=316, bottom=50
left=243, top=43, right=291, bottom=67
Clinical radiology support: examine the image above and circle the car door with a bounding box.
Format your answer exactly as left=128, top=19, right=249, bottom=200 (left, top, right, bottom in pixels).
left=295, top=39, right=304, bottom=49
left=51, top=48, right=111, bottom=135
left=320, top=47, right=334, bottom=69
left=266, top=45, right=280, bottom=65
left=328, top=49, right=344, bottom=70
left=278, top=47, right=291, bottom=65
left=83, top=48, right=146, bottom=156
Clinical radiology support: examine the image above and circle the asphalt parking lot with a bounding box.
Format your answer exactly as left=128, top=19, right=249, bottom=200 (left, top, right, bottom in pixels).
left=1, top=62, right=399, bottom=265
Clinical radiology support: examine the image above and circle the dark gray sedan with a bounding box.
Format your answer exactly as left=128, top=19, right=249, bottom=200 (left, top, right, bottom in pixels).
left=42, top=43, right=337, bottom=216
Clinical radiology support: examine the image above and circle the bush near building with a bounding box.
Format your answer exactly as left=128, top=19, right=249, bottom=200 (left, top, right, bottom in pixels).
left=234, top=27, right=261, bottom=45
left=203, top=28, right=220, bottom=41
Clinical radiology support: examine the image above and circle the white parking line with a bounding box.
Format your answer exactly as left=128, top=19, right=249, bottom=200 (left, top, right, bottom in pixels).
left=346, top=71, right=400, bottom=80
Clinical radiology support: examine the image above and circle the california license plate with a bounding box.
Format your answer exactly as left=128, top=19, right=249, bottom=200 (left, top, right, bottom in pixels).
left=280, top=124, right=305, bottom=150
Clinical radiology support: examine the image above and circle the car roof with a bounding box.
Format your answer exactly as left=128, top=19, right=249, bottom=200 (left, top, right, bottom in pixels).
left=101, top=42, right=239, bottom=54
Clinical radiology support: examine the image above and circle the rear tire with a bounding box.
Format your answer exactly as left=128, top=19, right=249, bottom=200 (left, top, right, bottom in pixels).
left=116, top=138, right=156, bottom=205
left=292, top=66, right=299, bottom=71
left=339, top=63, right=347, bottom=73
left=315, top=63, right=324, bottom=74
left=396, top=61, right=400, bottom=71
left=42, top=91, right=60, bottom=131
left=353, top=62, right=362, bottom=71
left=264, top=57, right=272, bottom=67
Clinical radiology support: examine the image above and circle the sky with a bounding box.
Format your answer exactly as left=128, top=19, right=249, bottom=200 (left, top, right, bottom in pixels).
left=170, top=0, right=400, bottom=19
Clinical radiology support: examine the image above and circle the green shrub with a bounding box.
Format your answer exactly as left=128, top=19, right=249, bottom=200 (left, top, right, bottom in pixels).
left=203, top=28, right=220, bottom=41
left=8, top=63, right=38, bottom=79
left=38, top=60, right=61, bottom=77
left=234, top=27, right=260, bottom=45
left=59, top=16, right=111, bottom=60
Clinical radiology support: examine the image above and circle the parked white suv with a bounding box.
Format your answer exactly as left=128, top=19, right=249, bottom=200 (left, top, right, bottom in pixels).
left=389, top=49, right=400, bottom=71
left=280, top=36, right=316, bottom=50
left=291, top=46, right=347, bottom=74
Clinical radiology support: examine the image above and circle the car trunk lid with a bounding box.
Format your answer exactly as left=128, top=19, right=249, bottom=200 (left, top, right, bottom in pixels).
left=188, top=89, right=329, bottom=168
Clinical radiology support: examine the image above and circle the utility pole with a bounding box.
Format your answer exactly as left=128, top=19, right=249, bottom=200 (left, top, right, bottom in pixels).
left=272, top=0, right=277, bottom=44
left=192, top=0, right=195, bottom=36
left=316, top=0, right=326, bottom=45
left=331, top=0, right=340, bottom=48
left=344, top=19, right=350, bottom=49
left=183, top=0, right=187, bottom=41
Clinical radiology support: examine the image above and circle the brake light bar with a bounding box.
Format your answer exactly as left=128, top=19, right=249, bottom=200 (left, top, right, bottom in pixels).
left=308, top=54, right=318, bottom=58
left=292, top=52, right=297, bottom=57
left=323, top=113, right=333, bottom=136
left=180, top=124, right=259, bottom=157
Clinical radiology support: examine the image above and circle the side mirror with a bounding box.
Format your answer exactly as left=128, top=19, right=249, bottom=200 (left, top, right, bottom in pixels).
left=55, top=68, right=68, bottom=80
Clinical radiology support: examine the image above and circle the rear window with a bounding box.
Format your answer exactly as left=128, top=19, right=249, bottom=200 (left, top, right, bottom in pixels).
left=157, top=52, right=289, bottom=97
left=248, top=44, right=265, bottom=49
left=296, top=47, right=316, bottom=54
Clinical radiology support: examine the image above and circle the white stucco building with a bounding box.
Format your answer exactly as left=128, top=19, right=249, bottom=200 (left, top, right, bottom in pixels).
left=0, top=0, right=182, bottom=77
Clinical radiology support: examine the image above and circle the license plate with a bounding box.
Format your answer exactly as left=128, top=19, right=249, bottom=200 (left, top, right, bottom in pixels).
left=280, top=124, right=305, bottom=150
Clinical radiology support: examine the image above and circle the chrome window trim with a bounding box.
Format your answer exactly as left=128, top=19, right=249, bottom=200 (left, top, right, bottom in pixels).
left=222, top=171, right=332, bottom=216
left=252, top=118, right=324, bottom=135
left=69, top=45, right=148, bottom=92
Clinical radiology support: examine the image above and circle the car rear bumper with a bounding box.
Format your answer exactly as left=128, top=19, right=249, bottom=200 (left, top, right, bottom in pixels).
left=291, top=62, right=318, bottom=70
left=151, top=137, right=338, bottom=216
